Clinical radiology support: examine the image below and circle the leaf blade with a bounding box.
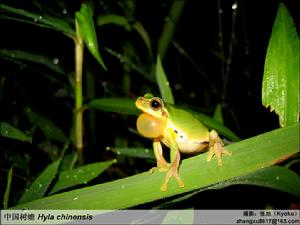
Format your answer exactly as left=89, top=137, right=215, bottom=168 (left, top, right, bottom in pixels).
left=262, top=3, right=300, bottom=127
left=3, top=167, right=13, bottom=209
left=0, top=49, right=65, bottom=75
left=87, top=98, right=139, bottom=115
left=106, top=147, right=155, bottom=160
left=26, top=109, right=68, bottom=143
left=18, top=159, right=61, bottom=204
left=156, top=55, right=174, bottom=104
left=0, top=4, right=75, bottom=37
left=12, top=123, right=299, bottom=209
left=0, top=122, right=32, bottom=143
left=75, top=3, right=106, bottom=70
left=49, top=160, right=116, bottom=194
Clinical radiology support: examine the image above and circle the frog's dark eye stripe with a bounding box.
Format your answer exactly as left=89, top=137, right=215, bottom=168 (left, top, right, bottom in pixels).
left=150, top=98, right=163, bottom=111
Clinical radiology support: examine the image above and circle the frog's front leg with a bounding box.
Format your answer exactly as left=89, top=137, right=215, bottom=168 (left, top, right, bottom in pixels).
left=207, top=129, right=232, bottom=166
left=152, top=138, right=170, bottom=172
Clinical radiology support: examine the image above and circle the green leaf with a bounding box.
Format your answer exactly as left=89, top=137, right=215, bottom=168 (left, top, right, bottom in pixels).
left=156, top=55, right=174, bottom=104
left=3, top=167, right=13, bottom=209
left=12, top=123, right=299, bottom=209
left=87, top=98, right=139, bottom=115
left=49, top=160, right=116, bottom=194
left=0, top=49, right=65, bottom=75
left=132, top=21, right=153, bottom=58
left=0, top=122, right=32, bottom=143
left=106, top=147, right=155, bottom=160
left=262, top=3, right=299, bottom=127
left=26, top=109, right=68, bottom=143
left=0, top=4, right=75, bottom=37
left=157, top=0, right=186, bottom=59
left=212, top=166, right=300, bottom=197
left=97, top=15, right=152, bottom=58
left=97, top=14, right=132, bottom=31
left=213, top=103, right=224, bottom=124
left=104, top=47, right=151, bottom=80
left=158, top=166, right=300, bottom=208
left=75, top=3, right=107, bottom=70
left=18, top=159, right=61, bottom=204
left=60, top=152, right=78, bottom=171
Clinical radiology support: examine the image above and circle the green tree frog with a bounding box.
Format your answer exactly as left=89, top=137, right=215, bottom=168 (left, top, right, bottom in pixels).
left=135, top=93, right=231, bottom=191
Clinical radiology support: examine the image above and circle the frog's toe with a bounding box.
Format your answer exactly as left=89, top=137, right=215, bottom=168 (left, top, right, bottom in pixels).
left=207, top=142, right=231, bottom=166
left=149, top=162, right=170, bottom=174
left=160, top=166, right=184, bottom=191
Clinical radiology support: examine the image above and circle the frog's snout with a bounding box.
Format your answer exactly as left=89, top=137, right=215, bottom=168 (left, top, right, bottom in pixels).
left=135, top=97, right=147, bottom=110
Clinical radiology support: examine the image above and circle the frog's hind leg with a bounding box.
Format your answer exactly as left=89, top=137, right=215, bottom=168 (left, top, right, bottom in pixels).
left=160, top=128, right=185, bottom=191
left=160, top=146, right=184, bottom=191
left=207, top=129, right=232, bottom=166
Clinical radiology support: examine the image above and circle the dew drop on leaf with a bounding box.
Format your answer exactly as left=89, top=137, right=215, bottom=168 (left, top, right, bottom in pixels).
left=62, top=9, right=67, bottom=15
left=232, top=3, right=238, bottom=10
left=52, top=58, right=59, bottom=64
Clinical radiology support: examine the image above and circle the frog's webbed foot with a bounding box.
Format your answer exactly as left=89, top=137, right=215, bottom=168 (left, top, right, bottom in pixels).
left=152, top=136, right=184, bottom=191
left=207, top=129, right=232, bottom=166
left=149, top=160, right=184, bottom=191
left=149, top=161, right=170, bottom=173
left=160, top=164, right=184, bottom=192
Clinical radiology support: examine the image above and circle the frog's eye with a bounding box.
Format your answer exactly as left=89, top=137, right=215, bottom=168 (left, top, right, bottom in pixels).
left=150, top=98, right=163, bottom=111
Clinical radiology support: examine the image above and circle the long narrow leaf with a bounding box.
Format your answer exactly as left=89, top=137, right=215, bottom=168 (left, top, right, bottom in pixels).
left=97, top=14, right=131, bottom=31
left=3, top=167, right=13, bottom=209
left=0, top=122, right=32, bottom=143
left=87, top=98, right=139, bottom=115
left=26, top=109, right=68, bottom=143
left=212, top=166, right=300, bottom=197
left=104, top=47, right=151, bottom=80
left=18, top=159, right=61, bottom=204
left=156, top=55, right=174, bottom=104
left=157, top=0, right=186, bottom=59
left=0, top=4, right=75, bottom=37
left=0, top=49, right=65, bottom=75
left=262, top=3, right=299, bottom=127
left=12, top=123, right=299, bottom=209
left=106, top=147, right=155, bottom=160
left=97, top=15, right=152, bottom=58
left=49, top=160, right=116, bottom=194
left=75, top=3, right=106, bottom=70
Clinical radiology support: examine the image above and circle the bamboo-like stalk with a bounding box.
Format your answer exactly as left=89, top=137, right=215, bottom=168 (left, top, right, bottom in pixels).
left=74, top=20, right=84, bottom=165
left=158, top=0, right=186, bottom=60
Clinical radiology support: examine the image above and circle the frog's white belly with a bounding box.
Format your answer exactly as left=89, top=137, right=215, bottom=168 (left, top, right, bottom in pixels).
left=161, top=125, right=209, bottom=154
left=178, top=139, right=208, bottom=153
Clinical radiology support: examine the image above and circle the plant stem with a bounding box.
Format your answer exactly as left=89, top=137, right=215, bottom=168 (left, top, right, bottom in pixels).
left=223, top=0, right=238, bottom=100
left=75, top=20, right=84, bottom=165
left=158, top=0, right=186, bottom=60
